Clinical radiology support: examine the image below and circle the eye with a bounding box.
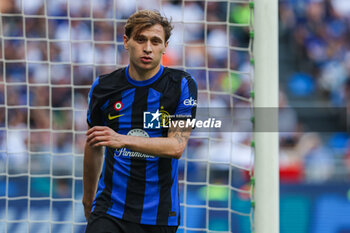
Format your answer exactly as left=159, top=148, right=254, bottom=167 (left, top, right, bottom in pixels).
left=151, top=39, right=162, bottom=45
left=135, top=37, right=146, bottom=43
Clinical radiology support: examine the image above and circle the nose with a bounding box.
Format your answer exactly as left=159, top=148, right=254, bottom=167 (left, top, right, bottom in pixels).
left=143, top=41, right=152, bottom=54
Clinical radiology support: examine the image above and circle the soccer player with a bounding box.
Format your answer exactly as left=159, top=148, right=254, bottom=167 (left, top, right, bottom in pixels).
left=83, top=10, right=198, bottom=233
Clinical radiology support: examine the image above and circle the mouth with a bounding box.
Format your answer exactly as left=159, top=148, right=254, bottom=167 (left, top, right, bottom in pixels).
left=141, top=56, right=153, bottom=63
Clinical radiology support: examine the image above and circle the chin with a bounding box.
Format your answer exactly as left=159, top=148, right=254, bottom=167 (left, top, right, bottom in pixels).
left=139, top=63, right=157, bottom=70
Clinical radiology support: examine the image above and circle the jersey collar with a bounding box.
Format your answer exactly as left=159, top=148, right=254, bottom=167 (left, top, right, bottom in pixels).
left=125, top=65, right=164, bottom=87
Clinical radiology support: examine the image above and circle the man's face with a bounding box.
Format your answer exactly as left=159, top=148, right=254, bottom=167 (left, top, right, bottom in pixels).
left=123, top=24, right=168, bottom=73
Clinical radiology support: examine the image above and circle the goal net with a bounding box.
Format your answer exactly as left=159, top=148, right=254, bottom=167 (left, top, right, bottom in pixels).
left=0, top=0, right=255, bottom=232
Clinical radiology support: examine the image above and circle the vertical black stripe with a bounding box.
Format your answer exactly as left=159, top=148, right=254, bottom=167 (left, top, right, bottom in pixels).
left=122, top=87, right=148, bottom=222
left=156, top=157, right=173, bottom=224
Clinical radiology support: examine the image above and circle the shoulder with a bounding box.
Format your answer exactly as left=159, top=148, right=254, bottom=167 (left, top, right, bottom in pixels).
left=161, top=68, right=197, bottom=91
left=97, top=67, right=126, bottom=87
left=163, top=68, right=193, bottom=82
left=89, top=67, right=127, bottom=100
left=159, top=68, right=197, bottom=94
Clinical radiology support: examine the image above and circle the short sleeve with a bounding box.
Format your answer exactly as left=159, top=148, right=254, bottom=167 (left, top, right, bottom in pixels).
left=174, top=76, right=198, bottom=120
left=87, top=77, right=104, bottom=127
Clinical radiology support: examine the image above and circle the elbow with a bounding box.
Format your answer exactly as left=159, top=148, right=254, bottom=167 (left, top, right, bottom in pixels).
left=173, top=152, right=182, bottom=160
left=169, top=138, right=188, bottom=159
left=172, top=145, right=185, bottom=159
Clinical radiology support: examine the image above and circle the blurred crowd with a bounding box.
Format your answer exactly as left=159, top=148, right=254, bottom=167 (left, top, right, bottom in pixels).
left=279, top=0, right=350, bottom=183
left=0, top=0, right=349, bottom=190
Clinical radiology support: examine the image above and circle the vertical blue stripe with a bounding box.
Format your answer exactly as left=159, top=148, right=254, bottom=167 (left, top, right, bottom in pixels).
left=174, top=77, right=190, bottom=116
left=140, top=88, right=162, bottom=224
left=140, top=159, right=160, bottom=224
left=108, top=156, right=131, bottom=218
left=169, top=158, right=179, bottom=225
left=108, top=88, right=135, bottom=217
left=146, top=88, right=162, bottom=113
left=87, top=77, right=99, bottom=124
left=175, top=76, right=198, bottom=116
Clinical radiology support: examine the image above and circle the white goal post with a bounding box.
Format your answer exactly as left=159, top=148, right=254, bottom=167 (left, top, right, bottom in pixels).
left=253, top=0, right=279, bottom=233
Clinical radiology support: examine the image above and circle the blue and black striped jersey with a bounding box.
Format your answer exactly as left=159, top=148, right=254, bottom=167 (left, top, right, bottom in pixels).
left=86, top=65, right=197, bottom=226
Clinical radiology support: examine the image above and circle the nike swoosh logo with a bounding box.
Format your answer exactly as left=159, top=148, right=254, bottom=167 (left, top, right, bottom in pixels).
left=108, top=114, right=124, bottom=120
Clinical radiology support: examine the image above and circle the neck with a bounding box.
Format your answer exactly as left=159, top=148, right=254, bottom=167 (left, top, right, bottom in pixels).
left=128, top=64, right=161, bottom=81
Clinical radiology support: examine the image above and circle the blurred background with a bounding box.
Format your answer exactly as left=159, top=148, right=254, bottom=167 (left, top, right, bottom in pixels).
left=0, top=0, right=349, bottom=232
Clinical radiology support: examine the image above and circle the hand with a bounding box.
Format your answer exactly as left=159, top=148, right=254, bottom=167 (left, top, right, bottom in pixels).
left=82, top=196, right=93, bottom=221
left=86, top=126, right=125, bottom=148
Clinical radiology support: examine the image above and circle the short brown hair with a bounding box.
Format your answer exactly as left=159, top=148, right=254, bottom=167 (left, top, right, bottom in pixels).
left=124, top=10, right=173, bottom=42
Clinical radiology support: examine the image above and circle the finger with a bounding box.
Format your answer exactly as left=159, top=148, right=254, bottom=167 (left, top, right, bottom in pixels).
left=85, top=211, right=90, bottom=221
left=88, top=136, right=110, bottom=146
left=86, top=127, right=97, bottom=136
left=92, top=141, right=108, bottom=147
left=86, top=126, right=107, bottom=135
left=93, top=139, right=124, bottom=148
left=87, top=137, right=101, bottom=146
left=84, top=207, right=91, bottom=221
left=86, top=130, right=115, bottom=144
left=91, top=137, right=121, bottom=148
left=86, top=132, right=111, bottom=144
left=86, top=131, right=107, bottom=142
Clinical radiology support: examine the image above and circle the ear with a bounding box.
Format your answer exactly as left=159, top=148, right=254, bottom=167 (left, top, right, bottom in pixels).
left=123, top=35, right=129, bottom=50
left=163, top=40, right=169, bottom=54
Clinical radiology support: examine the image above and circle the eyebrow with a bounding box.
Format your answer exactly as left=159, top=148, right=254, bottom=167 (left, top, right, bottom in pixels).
left=134, top=34, right=164, bottom=42
left=151, top=36, right=163, bottom=41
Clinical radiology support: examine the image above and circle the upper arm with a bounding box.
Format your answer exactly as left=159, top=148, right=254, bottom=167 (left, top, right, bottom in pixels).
left=84, top=142, right=104, bottom=156
left=87, top=77, right=104, bottom=127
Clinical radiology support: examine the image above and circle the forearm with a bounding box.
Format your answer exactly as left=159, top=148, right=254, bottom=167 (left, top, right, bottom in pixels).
left=83, top=143, right=104, bottom=204
left=123, top=136, right=183, bottom=159
left=124, top=124, right=191, bottom=159
left=86, top=124, right=192, bottom=159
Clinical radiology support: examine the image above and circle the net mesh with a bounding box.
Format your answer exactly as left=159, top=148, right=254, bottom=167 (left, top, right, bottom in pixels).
left=0, top=0, right=255, bottom=232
